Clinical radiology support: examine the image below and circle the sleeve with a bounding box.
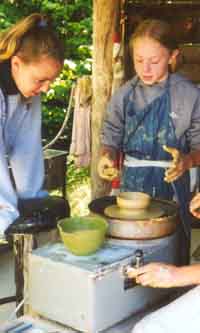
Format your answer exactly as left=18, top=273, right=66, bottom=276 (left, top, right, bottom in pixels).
left=9, top=96, right=46, bottom=199
left=170, top=76, right=200, bottom=151
left=0, top=91, right=19, bottom=234
left=100, top=89, right=126, bottom=150
left=187, top=90, right=200, bottom=151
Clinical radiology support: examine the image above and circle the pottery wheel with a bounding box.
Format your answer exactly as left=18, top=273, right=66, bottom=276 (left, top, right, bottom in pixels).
left=104, top=202, right=164, bottom=220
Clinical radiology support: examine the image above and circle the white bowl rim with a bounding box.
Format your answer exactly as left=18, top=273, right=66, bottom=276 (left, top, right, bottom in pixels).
left=117, top=191, right=151, bottom=200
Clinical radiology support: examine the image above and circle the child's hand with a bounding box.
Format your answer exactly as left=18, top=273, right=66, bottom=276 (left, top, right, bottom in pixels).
left=190, top=193, right=200, bottom=218
left=98, top=154, right=119, bottom=181
left=127, top=262, right=180, bottom=288
left=163, top=145, right=188, bottom=183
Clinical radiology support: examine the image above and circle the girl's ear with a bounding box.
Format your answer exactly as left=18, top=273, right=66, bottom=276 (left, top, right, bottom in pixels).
left=11, top=55, right=23, bottom=72
left=169, top=49, right=180, bottom=72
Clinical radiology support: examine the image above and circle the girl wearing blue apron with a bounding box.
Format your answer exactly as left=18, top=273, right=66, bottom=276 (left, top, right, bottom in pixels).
left=99, top=19, right=200, bottom=265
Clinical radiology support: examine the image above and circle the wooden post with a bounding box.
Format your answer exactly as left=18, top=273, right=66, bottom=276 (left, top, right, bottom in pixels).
left=13, top=234, right=35, bottom=316
left=92, top=0, right=120, bottom=199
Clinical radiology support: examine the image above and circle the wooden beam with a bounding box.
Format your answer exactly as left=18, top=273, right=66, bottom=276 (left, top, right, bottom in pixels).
left=92, top=0, right=120, bottom=198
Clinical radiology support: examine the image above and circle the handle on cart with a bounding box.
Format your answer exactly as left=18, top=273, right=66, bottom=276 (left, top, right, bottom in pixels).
left=123, top=249, right=144, bottom=290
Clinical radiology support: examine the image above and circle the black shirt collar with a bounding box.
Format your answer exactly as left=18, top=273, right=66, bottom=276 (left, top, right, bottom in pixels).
left=0, top=60, right=19, bottom=95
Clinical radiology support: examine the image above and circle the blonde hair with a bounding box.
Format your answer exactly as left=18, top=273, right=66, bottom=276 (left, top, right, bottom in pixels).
left=129, top=19, right=179, bottom=56
left=0, top=13, right=64, bottom=63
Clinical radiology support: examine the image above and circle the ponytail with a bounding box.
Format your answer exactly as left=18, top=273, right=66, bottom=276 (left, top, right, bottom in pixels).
left=0, top=13, right=64, bottom=63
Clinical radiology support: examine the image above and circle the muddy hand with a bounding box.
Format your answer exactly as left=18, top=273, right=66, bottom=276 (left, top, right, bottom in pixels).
left=163, top=145, right=185, bottom=183
left=127, top=262, right=178, bottom=288
left=98, top=154, right=119, bottom=181
left=190, top=193, right=200, bottom=219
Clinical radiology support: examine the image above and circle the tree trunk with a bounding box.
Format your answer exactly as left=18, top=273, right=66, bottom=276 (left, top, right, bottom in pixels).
left=92, top=0, right=119, bottom=199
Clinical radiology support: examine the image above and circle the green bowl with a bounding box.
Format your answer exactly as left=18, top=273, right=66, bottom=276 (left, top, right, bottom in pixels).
left=57, top=215, right=108, bottom=256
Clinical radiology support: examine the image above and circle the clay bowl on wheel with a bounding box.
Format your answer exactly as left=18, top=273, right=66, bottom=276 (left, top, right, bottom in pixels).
left=116, top=192, right=151, bottom=210
left=58, top=215, right=108, bottom=256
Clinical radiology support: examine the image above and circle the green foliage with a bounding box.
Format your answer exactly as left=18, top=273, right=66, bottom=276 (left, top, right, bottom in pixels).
left=0, top=3, right=20, bottom=28
left=67, top=155, right=90, bottom=191
left=0, top=0, right=92, bottom=60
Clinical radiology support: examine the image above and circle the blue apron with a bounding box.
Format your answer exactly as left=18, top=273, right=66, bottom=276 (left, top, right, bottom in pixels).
left=121, top=80, right=191, bottom=263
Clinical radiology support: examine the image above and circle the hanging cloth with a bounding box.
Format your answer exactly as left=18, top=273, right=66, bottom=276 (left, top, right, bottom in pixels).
left=111, top=0, right=125, bottom=94
left=70, top=76, right=92, bottom=167
left=111, top=32, right=125, bottom=94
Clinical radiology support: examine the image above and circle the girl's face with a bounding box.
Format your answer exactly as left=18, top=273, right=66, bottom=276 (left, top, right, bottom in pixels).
left=11, top=55, right=62, bottom=98
left=133, top=37, right=178, bottom=85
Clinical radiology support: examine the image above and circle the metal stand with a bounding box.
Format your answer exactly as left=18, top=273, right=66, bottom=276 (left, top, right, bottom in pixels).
left=0, top=196, right=70, bottom=315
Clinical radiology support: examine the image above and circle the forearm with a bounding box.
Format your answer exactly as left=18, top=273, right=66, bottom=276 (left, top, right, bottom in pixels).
left=174, top=264, right=200, bottom=286
left=177, top=150, right=200, bottom=172
left=187, top=150, right=200, bottom=168
left=100, top=145, right=118, bottom=160
left=0, top=152, right=19, bottom=233
left=127, top=262, right=200, bottom=288
left=164, top=146, right=200, bottom=183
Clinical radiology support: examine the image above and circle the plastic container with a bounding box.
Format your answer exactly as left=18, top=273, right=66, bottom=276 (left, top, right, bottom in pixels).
left=58, top=216, right=108, bottom=256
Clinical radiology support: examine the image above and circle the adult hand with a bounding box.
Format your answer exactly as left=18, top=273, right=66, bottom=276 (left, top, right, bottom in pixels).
left=127, top=262, right=180, bottom=288
left=190, top=193, right=200, bottom=218
left=163, top=145, right=190, bottom=183
left=97, top=154, right=119, bottom=181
